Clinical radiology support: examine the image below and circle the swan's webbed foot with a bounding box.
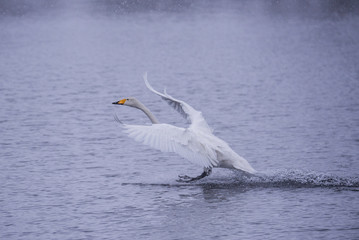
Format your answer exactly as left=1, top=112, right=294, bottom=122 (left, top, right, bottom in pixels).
left=177, top=168, right=212, bottom=182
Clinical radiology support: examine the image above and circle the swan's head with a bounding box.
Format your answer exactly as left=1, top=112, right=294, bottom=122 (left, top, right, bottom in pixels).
left=112, top=97, right=141, bottom=108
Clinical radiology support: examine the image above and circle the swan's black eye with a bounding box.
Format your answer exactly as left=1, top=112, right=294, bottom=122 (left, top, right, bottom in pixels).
left=126, top=98, right=129, bottom=101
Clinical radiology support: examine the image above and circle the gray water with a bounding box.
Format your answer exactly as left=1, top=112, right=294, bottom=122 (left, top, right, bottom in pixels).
left=1, top=1, right=359, bottom=239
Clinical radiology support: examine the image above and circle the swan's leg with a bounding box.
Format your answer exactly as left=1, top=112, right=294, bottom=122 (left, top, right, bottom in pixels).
left=178, top=167, right=212, bottom=182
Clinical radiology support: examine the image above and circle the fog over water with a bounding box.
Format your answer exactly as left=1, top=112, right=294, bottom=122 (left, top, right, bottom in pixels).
left=1, top=1, right=359, bottom=239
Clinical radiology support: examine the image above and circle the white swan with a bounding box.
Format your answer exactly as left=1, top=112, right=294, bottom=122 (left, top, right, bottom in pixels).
left=112, top=73, right=256, bottom=181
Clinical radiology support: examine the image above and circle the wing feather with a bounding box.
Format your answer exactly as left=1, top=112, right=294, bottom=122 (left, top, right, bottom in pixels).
left=123, top=123, right=218, bottom=168
left=143, top=73, right=212, bottom=134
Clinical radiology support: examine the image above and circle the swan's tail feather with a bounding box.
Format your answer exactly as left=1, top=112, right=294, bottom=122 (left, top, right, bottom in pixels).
left=231, top=156, right=257, bottom=175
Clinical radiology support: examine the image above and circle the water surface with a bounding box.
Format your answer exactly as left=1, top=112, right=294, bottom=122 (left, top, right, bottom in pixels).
left=1, top=1, right=359, bottom=239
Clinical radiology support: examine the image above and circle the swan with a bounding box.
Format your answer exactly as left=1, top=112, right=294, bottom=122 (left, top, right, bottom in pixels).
left=112, top=73, right=256, bottom=182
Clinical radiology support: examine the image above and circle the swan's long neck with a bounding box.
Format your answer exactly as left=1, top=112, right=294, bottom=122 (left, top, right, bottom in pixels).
left=136, top=102, right=159, bottom=124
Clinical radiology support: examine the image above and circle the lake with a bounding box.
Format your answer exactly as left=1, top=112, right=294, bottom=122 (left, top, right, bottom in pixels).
left=1, top=1, right=359, bottom=239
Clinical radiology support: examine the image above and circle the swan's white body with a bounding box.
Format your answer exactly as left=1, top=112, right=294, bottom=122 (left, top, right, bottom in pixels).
left=114, top=73, right=256, bottom=179
left=124, top=123, right=256, bottom=173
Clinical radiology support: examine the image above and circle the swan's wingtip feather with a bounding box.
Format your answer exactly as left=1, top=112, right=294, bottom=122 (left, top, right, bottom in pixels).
left=113, top=113, right=125, bottom=126
left=143, top=72, right=150, bottom=86
left=143, top=72, right=156, bottom=92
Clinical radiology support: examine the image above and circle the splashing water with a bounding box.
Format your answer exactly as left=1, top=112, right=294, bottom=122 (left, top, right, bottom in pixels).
left=122, top=169, right=359, bottom=190
left=197, top=169, right=359, bottom=189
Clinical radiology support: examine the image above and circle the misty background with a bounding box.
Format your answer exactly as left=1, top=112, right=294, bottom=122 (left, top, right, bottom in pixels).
left=1, top=0, right=359, bottom=17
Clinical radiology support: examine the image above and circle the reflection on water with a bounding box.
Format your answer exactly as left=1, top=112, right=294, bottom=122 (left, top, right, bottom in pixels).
left=1, top=1, right=359, bottom=240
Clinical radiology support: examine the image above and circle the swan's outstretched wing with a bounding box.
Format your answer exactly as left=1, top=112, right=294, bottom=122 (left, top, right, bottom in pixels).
left=123, top=123, right=219, bottom=168
left=143, top=73, right=212, bottom=134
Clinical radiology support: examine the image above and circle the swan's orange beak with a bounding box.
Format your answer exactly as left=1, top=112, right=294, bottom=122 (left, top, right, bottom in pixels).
left=112, top=99, right=126, bottom=105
